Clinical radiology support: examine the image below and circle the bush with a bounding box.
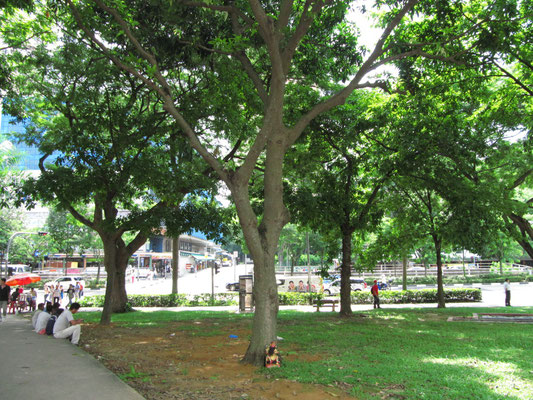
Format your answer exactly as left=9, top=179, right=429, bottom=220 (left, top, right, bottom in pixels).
left=79, top=293, right=239, bottom=308
left=79, top=288, right=480, bottom=308
left=351, top=288, right=482, bottom=304
left=278, top=292, right=323, bottom=305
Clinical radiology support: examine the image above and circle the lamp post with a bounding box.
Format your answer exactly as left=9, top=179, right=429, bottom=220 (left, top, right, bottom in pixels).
left=4, top=231, right=48, bottom=272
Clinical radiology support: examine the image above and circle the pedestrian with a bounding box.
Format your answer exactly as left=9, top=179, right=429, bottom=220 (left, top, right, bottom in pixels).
left=74, top=282, right=80, bottom=299
left=504, top=278, right=511, bottom=307
left=0, top=278, right=11, bottom=321
left=52, top=285, right=61, bottom=305
left=44, top=285, right=50, bottom=304
left=371, top=280, right=381, bottom=309
left=53, top=302, right=83, bottom=345
left=66, top=284, right=75, bottom=306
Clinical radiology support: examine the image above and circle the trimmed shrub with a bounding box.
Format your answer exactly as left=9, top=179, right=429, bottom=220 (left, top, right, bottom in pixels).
left=278, top=292, right=323, bottom=305
left=79, top=288, right=480, bottom=308
left=79, top=293, right=238, bottom=308
left=351, top=288, right=482, bottom=304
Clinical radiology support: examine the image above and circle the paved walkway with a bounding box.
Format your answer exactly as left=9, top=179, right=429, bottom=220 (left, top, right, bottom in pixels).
left=0, top=314, right=145, bottom=400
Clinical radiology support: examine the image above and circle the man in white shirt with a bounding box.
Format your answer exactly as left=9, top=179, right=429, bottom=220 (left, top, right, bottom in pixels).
left=503, top=279, right=511, bottom=307
left=53, top=302, right=83, bottom=345
left=31, top=303, right=45, bottom=328
left=35, top=303, right=53, bottom=333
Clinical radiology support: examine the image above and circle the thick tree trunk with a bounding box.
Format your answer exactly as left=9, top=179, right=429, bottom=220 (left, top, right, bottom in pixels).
left=339, top=228, right=353, bottom=316
left=234, top=128, right=288, bottom=365
left=99, top=234, right=147, bottom=324
left=433, top=237, right=445, bottom=308
left=241, top=253, right=279, bottom=365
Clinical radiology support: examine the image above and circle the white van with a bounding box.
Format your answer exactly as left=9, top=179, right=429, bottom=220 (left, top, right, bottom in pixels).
left=277, top=275, right=323, bottom=293
left=5, top=264, right=31, bottom=275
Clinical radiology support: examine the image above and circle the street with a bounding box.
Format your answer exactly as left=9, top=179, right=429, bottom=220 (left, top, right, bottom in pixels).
left=30, top=266, right=532, bottom=309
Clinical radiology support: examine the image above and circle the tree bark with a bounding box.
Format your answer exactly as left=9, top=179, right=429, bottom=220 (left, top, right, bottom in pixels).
left=433, top=236, right=446, bottom=308
left=172, top=236, right=179, bottom=294
left=100, top=234, right=147, bottom=324
left=339, top=227, right=354, bottom=316
left=402, top=256, right=407, bottom=291
left=241, top=253, right=279, bottom=365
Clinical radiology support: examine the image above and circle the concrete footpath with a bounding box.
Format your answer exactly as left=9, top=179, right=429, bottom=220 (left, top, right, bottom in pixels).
left=0, top=315, right=145, bottom=400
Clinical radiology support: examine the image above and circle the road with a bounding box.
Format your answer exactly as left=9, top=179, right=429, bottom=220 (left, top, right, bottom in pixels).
left=33, top=266, right=532, bottom=308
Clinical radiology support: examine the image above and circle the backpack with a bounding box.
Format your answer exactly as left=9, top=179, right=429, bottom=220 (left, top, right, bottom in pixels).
left=45, top=315, right=57, bottom=335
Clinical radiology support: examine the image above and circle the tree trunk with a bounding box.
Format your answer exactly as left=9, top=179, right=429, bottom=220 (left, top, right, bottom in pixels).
left=339, top=227, right=353, bottom=316
left=433, top=237, right=446, bottom=308
left=96, top=263, right=101, bottom=284
left=172, top=237, right=179, bottom=294
left=234, top=128, right=288, bottom=365
left=402, top=256, right=407, bottom=291
left=99, top=234, right=147, bottom=324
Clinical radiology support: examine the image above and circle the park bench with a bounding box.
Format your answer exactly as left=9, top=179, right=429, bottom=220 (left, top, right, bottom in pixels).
left=313, top=298, right=339, bottom=312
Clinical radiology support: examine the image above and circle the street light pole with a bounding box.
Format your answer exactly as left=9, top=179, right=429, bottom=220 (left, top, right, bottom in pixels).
left=5, top=231, right=48, bottom=269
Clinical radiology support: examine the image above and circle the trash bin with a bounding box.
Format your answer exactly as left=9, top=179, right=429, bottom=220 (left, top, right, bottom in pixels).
left=239, top=274, right=254, bottom=312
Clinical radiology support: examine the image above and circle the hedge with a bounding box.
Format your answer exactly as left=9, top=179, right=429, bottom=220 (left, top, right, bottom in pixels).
left=351, top=288, right=482, bottom=304
left=79, top=288, right=480, bottom=308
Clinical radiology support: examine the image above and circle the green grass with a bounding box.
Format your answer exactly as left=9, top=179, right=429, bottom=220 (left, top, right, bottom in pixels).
left=78, top=307, right=533, bottom=399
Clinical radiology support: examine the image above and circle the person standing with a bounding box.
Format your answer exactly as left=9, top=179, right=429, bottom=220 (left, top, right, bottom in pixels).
left=0, top=278, right=11, bottom=321
left=66, top=284, right=75, bottom=306
left=74, top=282, right=80, bottom=300
left=43, top=285, right=50, bottom=304
left=371, top=280, right=381, bottom=309
left=52, top=284, right=61, bottom=305
left=504, top=278, right=511, bottom=307
left=53, top=302, right=83, bottom=345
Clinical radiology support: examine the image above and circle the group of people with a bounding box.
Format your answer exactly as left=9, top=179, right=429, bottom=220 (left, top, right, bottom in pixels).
left=0, top=279, right=38, bottom=316
left=31, top=301, right=83, bottom=345
left=287, top=280, right=313, bottom=292
left=44, top=282, right=83, bottom=306
left=1, top=278, right=84, bottom=346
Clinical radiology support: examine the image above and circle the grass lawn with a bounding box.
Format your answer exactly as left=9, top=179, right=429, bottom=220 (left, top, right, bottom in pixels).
left=79, top=306, right=533, bottom=399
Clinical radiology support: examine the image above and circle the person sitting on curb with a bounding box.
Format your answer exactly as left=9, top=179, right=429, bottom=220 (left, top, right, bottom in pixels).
left=53, top=302, right=83, bottom=345
left=35, top=303, right=53, bottom=334
left=32, top=303, right=45, bottom=329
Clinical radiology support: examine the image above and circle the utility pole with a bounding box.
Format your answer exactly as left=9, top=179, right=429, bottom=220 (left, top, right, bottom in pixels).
left=5, top=231, right=48, bottom=267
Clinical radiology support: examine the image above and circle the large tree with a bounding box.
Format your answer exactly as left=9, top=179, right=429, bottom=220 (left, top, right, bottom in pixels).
left=285, top=90, right=393, bottom=315
left=55, top=0, right=513, bottom=364
left=10, top=38, right=219, bottom=323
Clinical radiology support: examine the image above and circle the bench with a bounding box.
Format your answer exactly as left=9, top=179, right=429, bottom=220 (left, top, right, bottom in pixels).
left=313, top=298, right=339, bottom=312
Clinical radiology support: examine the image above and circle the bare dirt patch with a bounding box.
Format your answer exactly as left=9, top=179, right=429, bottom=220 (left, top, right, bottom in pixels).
left=80, top=320, right=355, bottom=400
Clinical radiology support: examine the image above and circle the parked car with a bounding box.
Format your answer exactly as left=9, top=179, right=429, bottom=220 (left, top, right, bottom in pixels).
left=323, top=278, right=366, bottom=295
left=47, top=276, right=86, bottom=291
left=226, top=282, right=240, bottom=291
